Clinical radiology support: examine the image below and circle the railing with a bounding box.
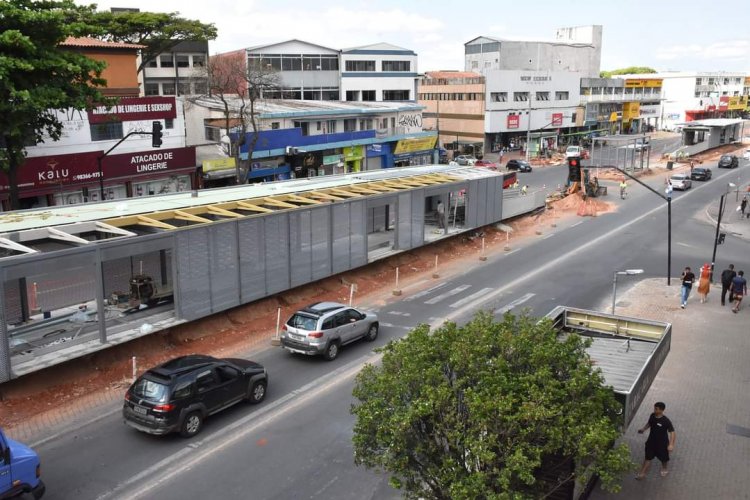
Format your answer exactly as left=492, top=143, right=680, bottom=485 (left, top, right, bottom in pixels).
left=580, top=93, right=662, bottom=104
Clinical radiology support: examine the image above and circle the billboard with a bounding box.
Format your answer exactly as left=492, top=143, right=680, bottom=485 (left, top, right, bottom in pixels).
left=87, top=96, right=177, bottom=124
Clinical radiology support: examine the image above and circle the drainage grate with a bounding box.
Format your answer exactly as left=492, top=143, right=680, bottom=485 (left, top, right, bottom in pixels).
left=726, top=423, right=750, bottom=438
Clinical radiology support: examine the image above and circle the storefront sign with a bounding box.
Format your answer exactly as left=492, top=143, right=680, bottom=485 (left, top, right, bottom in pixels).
left=0, top=151, right=102, bottom=192
left=507, top=115, right=520, bottom=129
left=393, top=136, right=438, bottom=155
left=624, top=79, right=662, bottom=88
left=551, top=113, right=563, bottom=126
left=323, top=154, right=343, bottom=165
left=622, top=102, right=641, bottom=120
left=343, top=145, right=364, bottom=160
left=101, top=147, right=196, bottom=178
left=202, top=157, right=236, bottom=173
left=727, top=96, right=747, bottom=110
left=87, top=96, right=177, bottom=124
left=718, top=96, right=729, bottom=111
left=609, top=112, right=619, bottom=123
left=639, top=106, right=659, bottom=116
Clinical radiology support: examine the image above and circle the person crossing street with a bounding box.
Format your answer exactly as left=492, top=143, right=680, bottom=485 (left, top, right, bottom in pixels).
left=620, top=179, right=628, bottom=199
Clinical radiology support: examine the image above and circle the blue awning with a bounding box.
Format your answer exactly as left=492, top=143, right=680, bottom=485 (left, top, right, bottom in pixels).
left=247, top=165, right=291, bottom=179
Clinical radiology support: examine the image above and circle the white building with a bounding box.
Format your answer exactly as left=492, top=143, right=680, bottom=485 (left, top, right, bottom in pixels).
left=340, top=43, right=418, bottom=102
left=141, top=40, right=210, bottom=97
left=617, top=72, right=749, bottom=131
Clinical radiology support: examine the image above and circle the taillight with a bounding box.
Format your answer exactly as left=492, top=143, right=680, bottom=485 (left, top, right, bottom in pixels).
left=124, top=393, right=131, bottom=402
left=152, top=403, right=175, bottom=412
left=308, top=331, right=324, bottom=338
left=282, top=324, right=288, bottom=331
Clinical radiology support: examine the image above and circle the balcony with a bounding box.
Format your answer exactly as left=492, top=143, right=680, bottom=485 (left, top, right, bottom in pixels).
left=580, top=92, right=662, bottom=105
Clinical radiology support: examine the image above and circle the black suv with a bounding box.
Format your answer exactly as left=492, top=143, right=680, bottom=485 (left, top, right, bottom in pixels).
left=505, top=159, right=532, bottom=172
left=690, top=167, right=712, bottom=181
left=123, top=355, right=267, bottom=438
left=718, top=154, right=739, bottom=168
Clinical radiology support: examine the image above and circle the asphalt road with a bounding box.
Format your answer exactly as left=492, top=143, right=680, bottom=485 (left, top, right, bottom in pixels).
left=34, top=155, right=750, bottom=500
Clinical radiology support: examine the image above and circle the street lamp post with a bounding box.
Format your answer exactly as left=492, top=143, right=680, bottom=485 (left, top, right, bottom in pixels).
left=710, top=183, right=736, bottom=282
left=612, top=269, right=644, bottom=314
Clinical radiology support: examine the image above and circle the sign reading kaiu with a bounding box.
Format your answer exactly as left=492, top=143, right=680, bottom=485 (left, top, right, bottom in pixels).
left=88, top=96, right=177, bottom=124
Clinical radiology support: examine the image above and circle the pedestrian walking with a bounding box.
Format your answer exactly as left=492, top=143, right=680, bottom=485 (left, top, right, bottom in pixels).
left=697, top=263, right=711, bottom=303
left=741, top=196, right=747, bottom=217
left=619, top=179, right=628, bottom=199
left=720, top=264, right=736, bottom=306
left=521, top=185, right=528, bottom=196
left=436, top=200, right=445, bottom=229
left=731, top=270, right=747, bottom=313
left=636, top=402, right=676, bottom=480
left=680, top=266, right=695, bottom=309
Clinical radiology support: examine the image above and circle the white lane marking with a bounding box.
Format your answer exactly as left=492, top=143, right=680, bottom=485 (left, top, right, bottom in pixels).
left=677, top=242, right=693, bottom=248
left=494, top=293, right=536, bottom=315
left=542, top=233, right=555, bottom=240
left=449, top=288, right=494, bottom=309
left=424, top=284, right=471, bottom=305
left=387, top=311, right=411, bottom=317
left=572, top=221, right=584, bottom=227
left=380, top=323, right=412, bottom=330
left=404, top=282, right=447, bottom=301
left=505, top=249, right=518, bottom=255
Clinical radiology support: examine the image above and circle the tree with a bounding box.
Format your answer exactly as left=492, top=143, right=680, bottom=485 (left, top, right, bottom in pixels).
left=0, top=0, right=110, bottom=210
left=600, top=67, right=657, bottom=78
left=351, top=312, right=633, bottom=499
left=91, top=10, right=217, bottom=74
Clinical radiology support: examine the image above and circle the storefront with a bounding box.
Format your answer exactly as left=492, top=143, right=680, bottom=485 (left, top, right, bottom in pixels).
left=201, top=157, right=239, bottom=188
left=248, top=159, right=291, bottom=182
left=343, top=145, right=365, bottom=172
left=320, top=154, right=346, bottom=176
left=392, top=137, right=438, bottom=167
left=365, top=144, right=390, bottom=171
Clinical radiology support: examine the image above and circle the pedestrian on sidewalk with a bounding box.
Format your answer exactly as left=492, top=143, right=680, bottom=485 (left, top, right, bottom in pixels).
left=741, top=196, right=748, bottom=217
left=521, top=185, right=528, bottom=196
left=436, top=200, right=445, bottom=229
left=636, top=402, right=676, bottom=480
left=720, top=264, right=736, bottom=306
left=619, top=179, right=628, bottom=199
left=731, top=270, right=747, bottom=313
left=680, top=266, right=695, bottom=309
left=697, top=263, right=711, bottom=303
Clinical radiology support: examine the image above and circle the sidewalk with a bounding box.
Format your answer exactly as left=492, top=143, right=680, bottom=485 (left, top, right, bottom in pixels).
left=706, top=189, right=750, bottom=242
left=591, top=278, right=750, bottom=500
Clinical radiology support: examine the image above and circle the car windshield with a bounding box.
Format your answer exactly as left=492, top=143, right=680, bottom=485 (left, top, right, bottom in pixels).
left=671, top=176, right=685, bottom=181
left=721, top=155, right=730, bottom=160
left=132, top=377, right=169, bottom=402
left=518, top=161, right=529, bottom=166
left=287, top=313, right=318, bottom=331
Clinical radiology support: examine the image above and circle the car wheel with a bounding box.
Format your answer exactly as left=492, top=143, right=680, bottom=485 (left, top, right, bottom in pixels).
left=180, top=411, right=203, bottom=438
left=323, top=341, right=340, bottom=361
left=365, top=323, right=379, bottom=342
left=248, top=380, right=267, bottom=404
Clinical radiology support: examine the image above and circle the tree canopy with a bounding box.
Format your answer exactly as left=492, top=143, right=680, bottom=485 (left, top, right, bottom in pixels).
left=351, top=312, right=633, bottom=499
left=600, top=67, right=657, bottom=78
left=91, top=9, right=217, bottom=73
left=0, top=0, right=110, bottom=209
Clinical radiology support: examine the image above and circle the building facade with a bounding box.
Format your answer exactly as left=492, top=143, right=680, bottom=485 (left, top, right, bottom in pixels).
left=580, top=77, right=663, bottom=134
left=61, top=37, right=144, bottom=98
left=340, top=43, right=418, bottom=102
left=142, top=40, right=210, bottom=97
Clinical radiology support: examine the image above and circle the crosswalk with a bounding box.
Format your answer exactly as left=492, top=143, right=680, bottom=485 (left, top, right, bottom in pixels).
left=403, top=283, right=536, bottom=311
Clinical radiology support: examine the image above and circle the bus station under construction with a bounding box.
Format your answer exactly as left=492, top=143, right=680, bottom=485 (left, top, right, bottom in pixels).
left=0, top=165, right=546, bottom=382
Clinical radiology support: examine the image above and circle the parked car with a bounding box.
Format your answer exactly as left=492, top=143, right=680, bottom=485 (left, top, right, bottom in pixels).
left=565, top=146, right=582, bottom=158
left=718, top=154, right=739, bottom=168
left=123, top=355, right=268, bottom=438
left=505, top=159, right=532, bottom=172
left=281, top=302, right=379, bottom=361
left=0, top=427, right=45, bottom=499
left=690, top=167, right=712, bottom=181
left=454, top=155, right=477, bottom=166
left=669, top=174, right=692, bottom=191
left=474, top=159, right=497, bottom=169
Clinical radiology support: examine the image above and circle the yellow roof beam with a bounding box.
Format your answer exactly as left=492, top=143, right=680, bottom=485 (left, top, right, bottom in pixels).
left=174, top=210, right=212, bottom=224
left=207, top=205, right=244, bottom=218
left=305, top=191, right=343, bottom=201
left=365, top=183, right=399, bottom=192
left=347, top=185, right=381, bottom=195
left=236, top=201, right=274, bottom=213
left=261, top=197, right=297, bottom=209
left=283, top=194, right=320, bottom=205
left=136, top=215, right=176, bottom=230
left=328, top=188, right=361, bottom=198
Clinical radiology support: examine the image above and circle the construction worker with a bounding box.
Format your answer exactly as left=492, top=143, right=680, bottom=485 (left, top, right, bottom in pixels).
left=619, top=179, right=628, bottom=199
left=521, top=185, right=528, bottom=196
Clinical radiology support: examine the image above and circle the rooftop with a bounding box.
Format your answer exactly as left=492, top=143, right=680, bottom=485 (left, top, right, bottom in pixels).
left=61, top=37, right=146, bottom=50
left=190, top=96, right=424, bottom=118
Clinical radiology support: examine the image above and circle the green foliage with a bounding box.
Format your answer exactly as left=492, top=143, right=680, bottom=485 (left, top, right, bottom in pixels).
left=600, top=67, right=657, bottom=78
left=91, top=10, right=217, bottom=72
left=0, top=0, right=111, bottom=208
left=351, top=312, right=634, bottom=499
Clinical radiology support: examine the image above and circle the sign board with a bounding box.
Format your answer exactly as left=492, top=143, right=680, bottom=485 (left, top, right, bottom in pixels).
left=622, top=102, right=641, bottom=120
left=507, top=114, right=520, bottom=129
left=624, top=79, right=662, bottom=88
left=323, top=154, right=343, bottom=165
left=551, top=113, right=563, bottom=126
left=87, top=96, right=177, bottom=124
left=0, top=151, right=102, bottom=192
left=101, top=147, right=196, bottom=178
left=343, top=145, right=364, bottom=160
left=609, top=112, right=619, bottom=123
left=727, top=96, right=747, bottom=110
left=202, top=157, right=236, bottom=173
left=719, top=96, right=729, bottom=111
left=393, top=136, right=437, bottom=155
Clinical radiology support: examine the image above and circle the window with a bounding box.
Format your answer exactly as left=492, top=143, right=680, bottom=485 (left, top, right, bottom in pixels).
left=293, top=121, right=309, bottom=136
left=271, top=122, right=280, bottom=130
left=159, top=55, right=174, bottom=68
left=175, top=55, right=190, bottom=68
left=249, top=54, right=281, bottom=71
left=383, top=90, right=409, bottom=101
left=695, top=91, right=701, bottom=98
left=345, top=90, right=360, bottom=101
left=320, top=56, right=338, bottom=71
left=708, top=78, right=715, bottom=85
left=316, top=121, right=322, bottom=131
left=194, top=81, right=207, bottom=95
left=90, top=122, right=123, bottom=141
left=205, top=126, right=221, bottom=142
left=723, top=78, right=730, bottom=85
left=321, top=89, right=339, bottom=100
left=177, top=82, right=191, bottom=95
left=345, top=60, right=376, bottom=72
left=735, top=77, right=742, bottom=84
left=382, top=60, right=410, bottom=72
left=172, top=380, right=192, bottom=399
left=362, top=90, right=376, bottom=101
left=734, top=90, right=740, bottom=96
left=359, top=118, right=373, bottom=130
left=282, top=55, right=302, bottom=71
left=344, top=119, right=357, bottom=132
left=722, top=91, right=728, bottom=96
left=145, top=83, right=160, bottom=96
left=192, top=55, right=205, bottom=67
left=164, top=118, right=174, bottom=129
left=303, top=89, right=320, bottom=100
left=146, top=58, right=158, bottom=68
left=162, top=82, right=175, bottom=95
left=325, top=120, right=337, bottom=133
left=696, top=78, right=703, bottom=85
left=555, top=91, right=569, bottom=100
left=513, top=92, right=529, bottom=102
left=536, top=91, right=549, bottom=101
left=471, top=61, right=478, bottom=69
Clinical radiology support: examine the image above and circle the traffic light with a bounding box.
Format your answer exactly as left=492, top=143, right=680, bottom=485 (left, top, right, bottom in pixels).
left=152, top=121, right=163, bottom=147
left=567, top=157, right=581, bottom=182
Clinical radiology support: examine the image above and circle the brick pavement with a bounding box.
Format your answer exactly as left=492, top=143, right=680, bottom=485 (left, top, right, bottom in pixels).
left=591, top=278, right=750, bottom=500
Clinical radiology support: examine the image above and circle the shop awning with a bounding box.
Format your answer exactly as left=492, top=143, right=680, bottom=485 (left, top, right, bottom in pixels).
left=559, top=128, right=609, bottom=138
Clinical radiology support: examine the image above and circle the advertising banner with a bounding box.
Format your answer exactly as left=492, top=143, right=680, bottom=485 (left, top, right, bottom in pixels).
left=393, top=136, right=437, bottom=155
left=507, top=115, right=520, bottom=129
left=87, top=96, right=177, bottom=124
left=202, top=157, right=236, bottom=173
left=624, top=79, right=662, bottom=88
left=101, top=147, right=196, bottom=178
left=551, top=113, right=563, bottom=126
left=0, top=151, right=102, bottom=192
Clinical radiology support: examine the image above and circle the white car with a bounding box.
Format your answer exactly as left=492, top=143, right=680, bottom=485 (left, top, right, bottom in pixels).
left=669, top=174, right=692, bottom=191
left=565, top=146, right=582, bottom=158
left=743, top=149, right=750, bottom=160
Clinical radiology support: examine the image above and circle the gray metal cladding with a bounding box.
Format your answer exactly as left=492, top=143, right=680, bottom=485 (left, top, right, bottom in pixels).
left=238, top=218, right=266, bottom=302
left=477, top=178, right=488, bottom=227
left=2, top=278, right=23, bottom=326
left=310, top=206, right=331, bottom=280
left=349, top=201, right=367, bottom=268
left=411, top=189, right=425, bottom=247
left=264, top=214, right=290, bottom=294
left=209, top=222, right=240, bottom=312
left=332, top=204, right=351, bottom=273
left=397, top=192, right=412, bottom=250
left=175, top=228, right=212, bottom=320
left=465, top=179, right=479, bottom=228
left=493, top=176, right=504, bottom=221
left=0, top=278, right=9, bottom=383
left=289, top=211, right=313, bottom=287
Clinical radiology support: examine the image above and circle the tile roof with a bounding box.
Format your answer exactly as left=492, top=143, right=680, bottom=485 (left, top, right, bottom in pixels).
left=61, top=37, right=145, bottom=50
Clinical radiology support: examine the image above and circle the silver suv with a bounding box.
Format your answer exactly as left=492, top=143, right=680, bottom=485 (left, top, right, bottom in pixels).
left=281, top=302, right=379, bottom=361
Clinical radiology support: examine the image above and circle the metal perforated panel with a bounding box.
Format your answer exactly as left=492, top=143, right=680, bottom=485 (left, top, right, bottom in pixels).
left=349, top=201, right=367, bottom=268
left=209, top=222, right=240, bottom=312
left=238, top=218, right=266, bottom=302
left=397, top=192, right=412, bottom=250
left=477, top=178, right=488, bottom=227
left=175, top=229, right=211, bottom=320
left=3, top=279, right=22, bottom=326
left=411, top=189, right=425, bottom=247
left=290, top=211, right=313, bottom=287
left=310, top=206, right=331, bottom=280
left=0, top=278, right=10, bottom=383
left=264, top=214, right=290, bottom=294
left=494, top=176, right=504, bottom=222
left=466, top=179, right=479, bottom=228
left=332, top=204, right=351, bottom=273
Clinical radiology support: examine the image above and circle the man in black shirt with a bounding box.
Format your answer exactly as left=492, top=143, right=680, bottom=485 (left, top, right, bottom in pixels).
left=721, top=264, right=736, bottom=306
left=680, top=267, right=695, bottom=309
left=636, top=402, right=676, bottom=479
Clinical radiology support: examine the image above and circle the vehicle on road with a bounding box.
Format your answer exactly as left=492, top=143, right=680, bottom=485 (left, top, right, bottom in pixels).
left=123, top=355, right=268, bottom=438
left=505, top=159, right=532, bottom=172
left=669, top=174, right=692, bottom=190
left=743, top=149, right=750, bottom=160
left=718, top=154, right=739, bottom=168
left=690, top=167, right=712, bottom=181
left=0, top=427, right=45, bottom=499
left=565, top=146, right=582, bottom=158
left=454, top=155, right=477, bottom=166
left=473, top=159, right=497, bottom=169
left=281, top=302, right=379, bottom=361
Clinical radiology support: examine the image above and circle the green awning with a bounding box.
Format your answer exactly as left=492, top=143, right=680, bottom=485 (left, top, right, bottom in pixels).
left=559, top=128, right=609, bottom=138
